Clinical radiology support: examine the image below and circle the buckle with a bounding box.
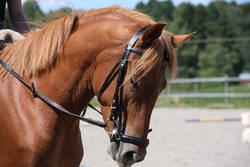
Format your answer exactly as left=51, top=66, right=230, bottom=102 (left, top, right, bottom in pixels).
left=104, top=119, right=117, bottom=134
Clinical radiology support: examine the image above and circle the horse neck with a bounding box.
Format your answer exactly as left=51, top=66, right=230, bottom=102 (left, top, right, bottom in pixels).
left=30, top=21, right=119, bottom=114
left=31, top=15, right=143, bottom=115
left=31, top=42, right=97, bottom=116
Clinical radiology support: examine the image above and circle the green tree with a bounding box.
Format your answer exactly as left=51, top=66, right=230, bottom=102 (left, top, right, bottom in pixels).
left=136, top=0, right=175, bottom=22
left=3, top=0, right=250, bottom=77
left=206, top=1, right=243, bottom=38
left=3, top=9, right=12, bottom=29
left=170, top=3, right=208, bottom=77
left=46, top=7, right=73, bottom=21
left=177, top=44, right=199, bottom=78
left=237, top=3, right=250, bottom=71
left=23, top=0, right=46, bottom=27
left=198, top=44, right=239, bottom=77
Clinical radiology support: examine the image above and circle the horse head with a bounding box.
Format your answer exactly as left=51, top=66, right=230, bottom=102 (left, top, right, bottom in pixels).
left=69, top=9, right=195, bottom=166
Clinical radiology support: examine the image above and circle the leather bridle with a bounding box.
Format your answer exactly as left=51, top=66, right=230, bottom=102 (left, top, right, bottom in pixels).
left=97, top=26, right=150, bottom=148
left=0, top=26, right=161, bottom=148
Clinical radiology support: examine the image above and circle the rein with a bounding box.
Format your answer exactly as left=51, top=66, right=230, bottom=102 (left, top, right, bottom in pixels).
left=0, top=59, right=106, bottom=128
left=0, top=26, right=151, bottom=148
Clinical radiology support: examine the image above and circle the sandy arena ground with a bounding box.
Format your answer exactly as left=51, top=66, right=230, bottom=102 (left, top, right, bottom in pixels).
left=80, top=108, right=250, bottom=167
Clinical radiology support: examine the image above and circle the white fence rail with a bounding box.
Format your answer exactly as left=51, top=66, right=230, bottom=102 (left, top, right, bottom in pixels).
left=163, top=76, right=250, bottom=98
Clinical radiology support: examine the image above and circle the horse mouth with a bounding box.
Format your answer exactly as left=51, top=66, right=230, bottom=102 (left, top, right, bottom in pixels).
left=107, top=142, right=145, bottom=167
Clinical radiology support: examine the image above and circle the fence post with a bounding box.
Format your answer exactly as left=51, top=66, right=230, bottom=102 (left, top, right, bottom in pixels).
left=167, top=81, right=171, bottom=94
left=224, top=75, right=229, bottom=104
left=194, top=82, right=199, bottom=106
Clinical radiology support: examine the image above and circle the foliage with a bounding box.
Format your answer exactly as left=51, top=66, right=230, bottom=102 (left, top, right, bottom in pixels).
left=136, top=0, right=250, bottom=78
left=3, top=0, right=72, bottom=29
left=136, top=0, right=175, bottom=21
left=156, top=83, right=250, bottom=108
left=2, top=0, right=250, bottom=78
left=46, top=7, right=73, bottom=21
left=198, top=44, right=239, bottom=77
left=23, top=0, right=46, bottom=24
left=156, top=96, right=250, bottom=108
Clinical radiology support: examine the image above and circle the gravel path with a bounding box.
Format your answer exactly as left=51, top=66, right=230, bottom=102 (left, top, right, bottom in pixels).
left=80, top=108, right=250, bottom=167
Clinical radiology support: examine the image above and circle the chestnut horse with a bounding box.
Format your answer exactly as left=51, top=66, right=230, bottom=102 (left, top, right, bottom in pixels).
left=0, top=7, right=194, bottom=167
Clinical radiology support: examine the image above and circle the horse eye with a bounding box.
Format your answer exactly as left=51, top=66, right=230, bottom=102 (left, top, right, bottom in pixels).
left=130, top=78, right=140, bottom=92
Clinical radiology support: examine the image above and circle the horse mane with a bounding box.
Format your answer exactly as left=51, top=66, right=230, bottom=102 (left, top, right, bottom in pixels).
left=0, top=14, right=77, bottom=78
left=78, top=7, right=155, bottom=24
left=0, top=7, right=176, bottom=79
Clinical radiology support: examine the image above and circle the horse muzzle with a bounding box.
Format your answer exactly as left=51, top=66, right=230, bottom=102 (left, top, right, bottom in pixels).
left=107, top=139, right=147, bottom=167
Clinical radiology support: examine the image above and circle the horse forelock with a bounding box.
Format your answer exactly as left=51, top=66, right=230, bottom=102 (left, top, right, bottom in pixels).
left=126, top=31, right=176, bottom=85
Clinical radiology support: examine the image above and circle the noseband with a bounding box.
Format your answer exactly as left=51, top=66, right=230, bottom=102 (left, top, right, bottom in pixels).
left=97, top=26, right=150, bottom=148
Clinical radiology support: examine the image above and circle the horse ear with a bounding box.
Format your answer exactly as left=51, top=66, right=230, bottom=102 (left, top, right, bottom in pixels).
left=141, top=23, right=166, bottom=48
left=171, top=32, right=196, bottom=48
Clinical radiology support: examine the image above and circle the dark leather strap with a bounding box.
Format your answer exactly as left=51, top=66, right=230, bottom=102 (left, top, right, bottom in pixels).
left=98, top=26, right=151, bottom=148
left=0, top=59, right=106, bottom=128
left=0, top=0, right=6, bottom=29
left=120, top=134, right=149, bottom=148
left=87, top=103, right=102, bottom=115
left=97, top=61, right=120, bottom=101
left=98, top=26, right=148, bottom=101
left=109, top=26, right=149, bottom=125
left=110, top=133, right=149, bottom=148
left=128, top=46, right=144, bottom=56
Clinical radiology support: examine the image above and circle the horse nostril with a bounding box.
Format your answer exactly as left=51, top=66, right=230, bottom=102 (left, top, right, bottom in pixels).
left=132, top=152, right=141, bottom=162
left=122, top=151, right=141, bottom=163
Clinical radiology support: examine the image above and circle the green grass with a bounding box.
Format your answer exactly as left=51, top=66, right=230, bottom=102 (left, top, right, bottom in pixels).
left=155, top=96, right=250, bottom=108
left=90, top=96, right=250, bottom=108
left=159, top=84, right=250, bottom=108
left=168, top=83, right=250, bottom=93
